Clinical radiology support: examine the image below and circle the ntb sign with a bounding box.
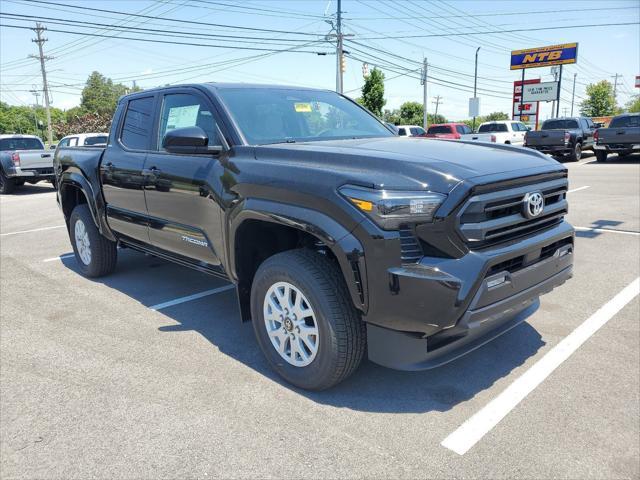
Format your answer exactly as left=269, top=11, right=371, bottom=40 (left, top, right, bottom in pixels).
left=510, top=43, right=578, bottom=70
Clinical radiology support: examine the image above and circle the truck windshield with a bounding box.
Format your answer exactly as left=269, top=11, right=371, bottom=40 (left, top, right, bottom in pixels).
left=0, top=137, right=44, bottom=151
left=216, top=87, right=393, bottom=145
left=542, top=119, right=579, bottom=130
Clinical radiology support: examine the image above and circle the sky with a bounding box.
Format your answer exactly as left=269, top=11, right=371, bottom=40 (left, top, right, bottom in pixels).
left=1, top=0, right=639, bottom=122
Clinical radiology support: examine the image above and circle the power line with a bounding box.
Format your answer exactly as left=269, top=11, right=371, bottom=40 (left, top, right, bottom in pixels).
left=346, top=6, right=638, bottom=21
left=22, top=0, right=326, bottom=36
left=0, top=23, right=330, bottom=53
left=360, top=21, right=639, bottom=39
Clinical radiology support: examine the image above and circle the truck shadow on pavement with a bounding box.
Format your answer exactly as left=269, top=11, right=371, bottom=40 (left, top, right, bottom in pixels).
left=576, top=219, right=625, bottom=239
left=61, top=251, right=546, bottom=414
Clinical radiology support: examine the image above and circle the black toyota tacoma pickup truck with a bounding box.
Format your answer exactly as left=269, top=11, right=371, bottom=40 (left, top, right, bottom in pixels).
left=593, top=113, right=640, bottom=162
left=54, top=84, right=574, bottom=390
left=524, top=117, right=596, bottom=161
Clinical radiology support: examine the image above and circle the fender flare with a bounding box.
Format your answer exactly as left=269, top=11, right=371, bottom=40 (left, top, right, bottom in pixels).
left=59, top=171, right=116, bottom=241
left=229, top=198, right=368, bottom=314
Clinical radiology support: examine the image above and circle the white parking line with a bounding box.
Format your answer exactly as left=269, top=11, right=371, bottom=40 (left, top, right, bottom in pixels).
left=567, top=186, right=590, bottom=193
left=441, top=277, right=640, bottom=456
left=149, top=284, right=236, bottom=311
left=43, top=253, right=75, bottom=263
left=575, top=226, right=640, bottom=236
left=0, top=225, right=65, bottom=237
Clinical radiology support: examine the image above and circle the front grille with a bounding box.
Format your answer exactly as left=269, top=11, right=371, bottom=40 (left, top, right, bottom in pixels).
left=399, top=225, right=423, bottom=263
left=458, top=175, right=568, bottom=248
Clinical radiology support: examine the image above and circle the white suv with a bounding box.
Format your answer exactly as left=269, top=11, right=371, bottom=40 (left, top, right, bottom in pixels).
left=396, top=125, right=427, bottom=137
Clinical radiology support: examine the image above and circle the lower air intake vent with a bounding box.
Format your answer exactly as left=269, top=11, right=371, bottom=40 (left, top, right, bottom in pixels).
left=399, top=225, right=423, bottom=263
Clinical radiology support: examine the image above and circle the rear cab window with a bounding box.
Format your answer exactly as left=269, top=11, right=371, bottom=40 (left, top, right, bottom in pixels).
left=456, top=125, right=471, bottom=135
left=609, top=116, right=640, bottom=128
left=427, top=125, right=452, bottom=134
left=0, top=137, right=45, bottom=151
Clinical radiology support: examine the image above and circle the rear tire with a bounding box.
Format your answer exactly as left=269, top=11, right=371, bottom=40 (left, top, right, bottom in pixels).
left=69, top=204, right=117, bottom=277
left=596, top=150, right=608, bottom=163
left=568, top=142, right=582, bottom=162
left=250, top=249, right=366, bottom=390
left=0, top=169, right=15, bottom=194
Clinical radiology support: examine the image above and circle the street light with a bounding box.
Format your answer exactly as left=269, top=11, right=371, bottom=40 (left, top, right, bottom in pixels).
left=472, top=47, right=480, bottom=132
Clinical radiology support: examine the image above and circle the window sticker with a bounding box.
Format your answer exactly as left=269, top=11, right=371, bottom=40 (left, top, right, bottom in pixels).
left=166, top=104, right=200, bottom=131
left=294, top=102, right=312, bottom=113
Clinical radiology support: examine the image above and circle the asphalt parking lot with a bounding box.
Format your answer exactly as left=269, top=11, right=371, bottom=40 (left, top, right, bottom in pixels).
left=1, top=153, right=639, bottom=479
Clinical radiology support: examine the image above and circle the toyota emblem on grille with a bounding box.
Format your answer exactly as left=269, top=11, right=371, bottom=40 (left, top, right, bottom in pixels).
left=523, top=191, right=544, bottom=218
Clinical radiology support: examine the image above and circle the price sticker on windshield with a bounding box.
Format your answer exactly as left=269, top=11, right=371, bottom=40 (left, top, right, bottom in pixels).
left=294, top=103, right=312, bottom=113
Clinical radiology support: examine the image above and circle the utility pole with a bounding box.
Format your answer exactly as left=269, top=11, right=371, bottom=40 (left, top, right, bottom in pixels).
left=421, top=57, right=428, bottom=130
left=611, top=73, right=620, bottom=104
left=432, top=95, right=442, bottom=119
left=472, top=47, right=480, bottom=131
left=570, top=73, right=577, bottom=116
left=556, top=64, right=563, bottom=118
left=335, top=0, right=343, bottom=94
left=29, top=23, right=53, bottom=146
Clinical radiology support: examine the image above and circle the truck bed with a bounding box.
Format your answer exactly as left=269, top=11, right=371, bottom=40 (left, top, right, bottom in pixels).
left=597, top=127, right=640, bottom=146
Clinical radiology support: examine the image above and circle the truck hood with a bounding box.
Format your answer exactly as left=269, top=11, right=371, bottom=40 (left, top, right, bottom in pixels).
left=256, top=137, right=562, bottom=193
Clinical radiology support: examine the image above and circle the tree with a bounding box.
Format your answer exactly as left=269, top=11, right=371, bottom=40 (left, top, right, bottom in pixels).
left=383, top=102, right=446, bottom=126
left=0, top=101, right=64, bottom=138
left=625, top=95, right=640, bottom=113
left=484, top=111, right=510, bottom=121
left=80, top=71, right=140, bottom=116
left=580, top=80, right=617, bottom=117
left=360, top=68, right=386, bottom=117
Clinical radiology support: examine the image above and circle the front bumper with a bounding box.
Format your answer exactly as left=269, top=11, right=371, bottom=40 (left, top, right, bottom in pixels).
left=365, top=221, right=574, bottom=370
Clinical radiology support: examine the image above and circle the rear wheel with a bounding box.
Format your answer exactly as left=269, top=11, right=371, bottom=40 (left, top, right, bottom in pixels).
left=0, top=169, right=15, bottom=194
left=568, top=142, right=582, bottom=162
left=596, top=150, right=608, bottom=163
left=69, top=204, right=117, bottom=277
left=250, top=249, right=366, bottom=390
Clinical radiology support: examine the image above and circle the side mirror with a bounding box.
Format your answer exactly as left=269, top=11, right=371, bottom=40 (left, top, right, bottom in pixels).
left=162, top=126, right=220, bottom=154
left=50, top=144, right=57, bottom=149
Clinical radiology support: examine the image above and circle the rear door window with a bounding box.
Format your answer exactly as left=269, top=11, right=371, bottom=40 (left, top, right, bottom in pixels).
left=427, top=125, right=452, bottom=134
left=398, top=128, right=407, bottom=136
left=456, top=125, right=472, bottom=135
left=120, top=96, right=154, bottom=150
left=84, top=135, right=108, bottom=146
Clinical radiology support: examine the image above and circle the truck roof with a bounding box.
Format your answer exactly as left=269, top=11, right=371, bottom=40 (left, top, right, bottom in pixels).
left=118, top=82, right=332, bottom=103
left=0, top=134, right=42, bottom=139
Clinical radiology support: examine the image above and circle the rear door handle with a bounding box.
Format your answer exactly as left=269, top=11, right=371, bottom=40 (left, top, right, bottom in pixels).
left=616, top=131, right=625, bottom=135
left=41, top=153, right=51, bottom=158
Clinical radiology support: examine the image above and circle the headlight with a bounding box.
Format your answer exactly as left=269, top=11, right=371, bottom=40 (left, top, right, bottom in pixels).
left=339, top=185, right=446, bottom=230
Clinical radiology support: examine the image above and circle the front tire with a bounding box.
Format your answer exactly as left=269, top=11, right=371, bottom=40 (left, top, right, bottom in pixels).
left=0, top=169, right=15, bottom=194
left=69, top=204, right=117, bottom=277
left=250, top=249, right=366, bottom=390
left=596, top=150, right=608, bottom=163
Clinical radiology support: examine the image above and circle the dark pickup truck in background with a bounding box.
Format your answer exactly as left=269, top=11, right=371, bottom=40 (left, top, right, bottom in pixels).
left=593, top=113, right=640, bottom=162
left=54, top=83, right=574, bottom=390
left=524, top=117, right=596, bottom=161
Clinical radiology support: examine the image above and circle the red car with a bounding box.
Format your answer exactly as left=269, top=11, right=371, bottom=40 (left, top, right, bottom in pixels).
left=424, top=123, right=472, bottom=139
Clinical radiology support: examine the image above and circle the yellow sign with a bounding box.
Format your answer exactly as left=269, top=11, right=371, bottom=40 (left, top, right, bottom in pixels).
left=294, top=103, right=312, bottom=113
left=510, top=43, right=578, bottom=70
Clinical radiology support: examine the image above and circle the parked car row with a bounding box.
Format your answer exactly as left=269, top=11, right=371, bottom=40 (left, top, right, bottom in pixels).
left=0, top=132, right=107, bottom=194
left=388, top=113, right=638, bottom=164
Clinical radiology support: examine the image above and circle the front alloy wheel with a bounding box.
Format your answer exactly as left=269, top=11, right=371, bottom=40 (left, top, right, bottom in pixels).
left=263, top=281, right=319, bottom=367
left=251, top=249, right=366, bottom=390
